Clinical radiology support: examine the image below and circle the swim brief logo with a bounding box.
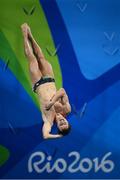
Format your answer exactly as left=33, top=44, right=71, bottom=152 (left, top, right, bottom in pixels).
left=28, top=151, right=114, bottom=174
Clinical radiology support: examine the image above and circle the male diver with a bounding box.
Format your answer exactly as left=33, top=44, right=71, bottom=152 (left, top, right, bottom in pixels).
left=21, top=23, right=71, bottom=139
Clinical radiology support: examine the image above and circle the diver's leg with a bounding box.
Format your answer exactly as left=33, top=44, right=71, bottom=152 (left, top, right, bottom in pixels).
left=28, top=26, right=45, bottom=60
left=21, top=24, right=42, bottom=85
left=27, top=24, right=54, bottom=77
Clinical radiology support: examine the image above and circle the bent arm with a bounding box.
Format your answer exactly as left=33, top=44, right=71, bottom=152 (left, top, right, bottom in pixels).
left=46, top=88, right=65, bottom=110
left=46, top=88, right=71, bottom=113
left=42, top=121, right=62, bottom=139
left=61, top=90, right=71, bottom=114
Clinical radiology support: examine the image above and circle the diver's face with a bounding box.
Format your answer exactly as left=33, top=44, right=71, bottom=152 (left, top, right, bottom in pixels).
left=56, top=113, right=69, bottom=131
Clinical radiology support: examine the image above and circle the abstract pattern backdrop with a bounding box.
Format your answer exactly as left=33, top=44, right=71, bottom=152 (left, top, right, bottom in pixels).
left=0, top=0, right=120, bottom=179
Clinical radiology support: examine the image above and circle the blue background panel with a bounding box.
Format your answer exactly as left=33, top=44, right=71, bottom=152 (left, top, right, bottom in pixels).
left=0, top=0, right=120, bottom=179
left=56, top=0, right=120, bottom=79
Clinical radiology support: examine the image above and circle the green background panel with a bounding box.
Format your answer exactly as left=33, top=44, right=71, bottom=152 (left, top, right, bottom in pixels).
left=0, top=145, right=10, bottom=167
left=0, top=0, right=62, bottom=108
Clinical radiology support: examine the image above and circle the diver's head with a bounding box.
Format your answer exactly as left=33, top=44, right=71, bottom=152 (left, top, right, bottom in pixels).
left=56, top=113, right=71, bottom=136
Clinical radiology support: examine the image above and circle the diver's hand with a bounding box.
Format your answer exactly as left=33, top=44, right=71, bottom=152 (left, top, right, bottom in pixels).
left=45, top=101, right=54, bottom=111
left=43, top=133, right=63, bottom=139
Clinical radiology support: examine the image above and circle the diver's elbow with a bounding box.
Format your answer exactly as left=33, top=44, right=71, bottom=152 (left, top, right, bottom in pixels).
left=43, top=133, right=49, bottom=139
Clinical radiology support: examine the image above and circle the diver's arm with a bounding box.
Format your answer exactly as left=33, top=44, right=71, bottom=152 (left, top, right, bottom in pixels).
left=46, top=88, right=65, bottom=110
left=42, top=121, right=62, bottom=139
left=61, top=91, right=71, bottom=114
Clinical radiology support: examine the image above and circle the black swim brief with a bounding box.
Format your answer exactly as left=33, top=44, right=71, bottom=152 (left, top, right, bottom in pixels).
left=32, top=76, right=55, bottom=93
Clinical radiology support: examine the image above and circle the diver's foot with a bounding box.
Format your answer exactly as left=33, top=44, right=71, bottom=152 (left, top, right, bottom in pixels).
left=21, top=23, right=28, bottom=38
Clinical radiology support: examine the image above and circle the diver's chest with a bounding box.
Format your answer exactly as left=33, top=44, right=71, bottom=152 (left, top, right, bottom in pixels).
left=39, top=83, right=56, bottom=96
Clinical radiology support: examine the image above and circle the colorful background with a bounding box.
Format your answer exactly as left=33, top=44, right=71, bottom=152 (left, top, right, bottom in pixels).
left=0, top=0, right=120, bottom=178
